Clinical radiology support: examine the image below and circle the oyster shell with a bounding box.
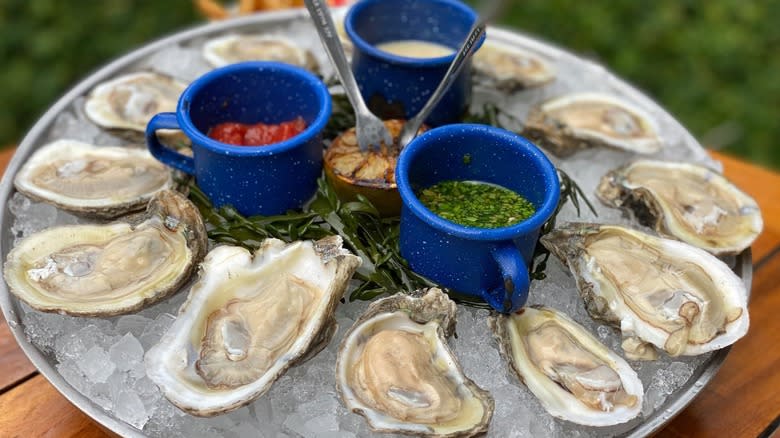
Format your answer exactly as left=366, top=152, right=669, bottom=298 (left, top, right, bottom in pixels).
left=202, top=34, right=318, bottom=71
left=336, top=288, right=494, bottom=437
left=597, top=159, right=762, bottom=255
left=145, top=236, right=360, bottom=416
left=84, top=71, right=188, bottom=139
left=523, top=92, right=662, bottom=157
left=3, top=190, right=206, bottom=317
left=473, top=40, right=555, bottom=91
left=13, top=139, right=175, bottom=219
left=541, top=223, right=749, bottom=360
left=333, top=7, right=353, bottom=60
left=490, top=306, right=643, bottom=426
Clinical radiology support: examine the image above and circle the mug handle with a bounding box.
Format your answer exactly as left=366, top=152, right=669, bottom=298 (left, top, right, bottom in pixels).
left=145, top=112, right=195, bottom=175
left=481, top=243, right=530, bottom=313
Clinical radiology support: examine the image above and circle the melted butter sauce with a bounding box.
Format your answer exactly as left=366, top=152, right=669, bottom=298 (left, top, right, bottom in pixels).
left=375, top=40, right=454, bottom=58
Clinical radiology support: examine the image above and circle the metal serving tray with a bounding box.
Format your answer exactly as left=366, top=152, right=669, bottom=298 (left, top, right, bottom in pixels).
left=0, top=8, right=752, bottom=437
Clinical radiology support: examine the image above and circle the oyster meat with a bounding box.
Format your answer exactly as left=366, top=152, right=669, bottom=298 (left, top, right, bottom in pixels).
left=541, top=223, right=749, bottom=360
left=597, top=159, right=762, bottom=255
left=84, top=71, right=187, bottom=135
left=336, top=288, right=494, bottom=437
left=3, top=190, right=206, bottom=316
left=202, top=34, right=318, bottom=71
left=14, top=139, right=175, bottom=219
left=490, top=306, right=643, bottom=426
left=145, top=236, right=360, bottom=416
left=523, top=92, right=662, bottom=157
left=473, top=40, right=555, bottom=91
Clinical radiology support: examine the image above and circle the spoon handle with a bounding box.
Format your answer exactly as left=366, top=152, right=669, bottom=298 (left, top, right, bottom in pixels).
left=304, top=0, right=370, bottom=117
left=398, top=23, right=487, bottom=148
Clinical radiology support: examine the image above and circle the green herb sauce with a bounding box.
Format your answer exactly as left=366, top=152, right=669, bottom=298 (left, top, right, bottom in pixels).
left=418, top=180, right=536, bottom=228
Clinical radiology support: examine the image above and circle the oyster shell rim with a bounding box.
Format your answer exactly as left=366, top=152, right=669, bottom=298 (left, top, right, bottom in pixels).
left=540, top=222, right=750, bottom=358
left=522, top=92, right=662, bottom=157
left=489, top=305, right=644, bottom=427
left=335, top=288, right=495, bottom=437
left=12, top=139, right=177, bottom=219
left=472, top=38, right=557, bottom=91
left=83, top=71, right=188, bottom=133
left=2, top=190, right=207, bottom=317
left=596, top=159, right=763, bottom=256
left=144, top=236, right=361, bottom=417
left=201, top=33, right=319, bottom=71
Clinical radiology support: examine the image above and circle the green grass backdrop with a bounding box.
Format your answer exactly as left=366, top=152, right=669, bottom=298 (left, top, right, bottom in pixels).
left=1, top=0, right=777, bottom=168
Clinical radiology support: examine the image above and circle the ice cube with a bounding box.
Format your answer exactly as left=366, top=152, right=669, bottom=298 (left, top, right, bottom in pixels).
left=55, top=332, right=88, bottom=363
left=89, top=381, right=114, bottom=411
left=77, top=346, right=116, bottom=383
left=303, top=414, right=339, bottom=434
left=109, top=333, right=145, bottom=378
left=140, top=313, right=176, bottom=350
left=48, top=108, right=103, bottom=143
left=115, top=314, right=153, bottom=338
left=251, top=399, right=274, bottom=425
left=134, top=376, right=162, bottom=411
left=56, top=362, right=90, bottom=394
left=281, top=413, right=309, bottom=437
left=21, top=310, right=74, bottom=354
left=114, top=390, right=150, bottom=430
left=231, top=422, right=266, bottom=438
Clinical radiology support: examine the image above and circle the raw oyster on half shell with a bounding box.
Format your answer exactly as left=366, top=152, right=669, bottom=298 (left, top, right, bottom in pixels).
left=523, top=92, right=662, bottom=157
left=145, top=236, right=360, bottom=416
left=14, top=139, right=175, bottom=219
left=202, top=34, right=319, bottom=71
left=84, top=71, right=188, bottom=141
left=541, top=223, right=749, bottom=360
left=490, top=306, right=643, bottom=426
left=473, top=40, right=555, bottom=91
left=336, top=288, right=494, bottom=437
left=3, top=190, right=206, bottom=317
left=597, top=159, right=762, bottom=255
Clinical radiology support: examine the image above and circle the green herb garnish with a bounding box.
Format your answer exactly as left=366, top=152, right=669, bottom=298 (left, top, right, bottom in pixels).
left=418, top=180, right=536, bottom=228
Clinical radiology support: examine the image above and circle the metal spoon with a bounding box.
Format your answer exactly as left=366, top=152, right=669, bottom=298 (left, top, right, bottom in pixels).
left=398, top=0, right=505, bottom=149
left=304, top=0, right=392, bottom=152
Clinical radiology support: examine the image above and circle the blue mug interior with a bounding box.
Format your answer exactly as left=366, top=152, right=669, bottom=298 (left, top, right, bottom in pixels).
left=399, top=125, right=560, bottom=238
left=178, top=61, right=331, bottom=153
left=346, top=0, right=477, bottom=65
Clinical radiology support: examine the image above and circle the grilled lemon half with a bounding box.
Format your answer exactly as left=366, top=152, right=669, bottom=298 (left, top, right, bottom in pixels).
left=324, top=119, right=425, bottom=216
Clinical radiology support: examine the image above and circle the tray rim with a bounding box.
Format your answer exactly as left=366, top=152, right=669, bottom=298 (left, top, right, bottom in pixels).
left=0, top=7, right=753, bottom=438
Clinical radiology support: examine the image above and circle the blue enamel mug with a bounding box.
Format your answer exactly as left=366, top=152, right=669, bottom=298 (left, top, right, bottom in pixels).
left=145, top=61, right=331, bottom=216
left=396, top=124, right=560, bottom=313
left=345, top=0, right=484, bottom=126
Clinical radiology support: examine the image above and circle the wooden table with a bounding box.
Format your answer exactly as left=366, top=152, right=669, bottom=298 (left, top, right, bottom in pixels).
left=0, top=147, right=778, bottom=438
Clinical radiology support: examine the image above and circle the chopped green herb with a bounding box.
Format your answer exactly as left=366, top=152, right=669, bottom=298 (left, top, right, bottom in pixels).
left=418, top=180, right=536, bottom=228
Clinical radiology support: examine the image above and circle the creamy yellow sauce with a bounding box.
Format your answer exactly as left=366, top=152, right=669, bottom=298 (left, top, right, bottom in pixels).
left=376, top=40, right=454, bottom=58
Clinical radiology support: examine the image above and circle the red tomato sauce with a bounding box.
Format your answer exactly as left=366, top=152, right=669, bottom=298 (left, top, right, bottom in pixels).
left=208, top=117, right=307, bottom=146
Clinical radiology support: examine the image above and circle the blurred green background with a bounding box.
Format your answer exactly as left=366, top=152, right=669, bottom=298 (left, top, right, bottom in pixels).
left=1, top=0, right=778, bottom=168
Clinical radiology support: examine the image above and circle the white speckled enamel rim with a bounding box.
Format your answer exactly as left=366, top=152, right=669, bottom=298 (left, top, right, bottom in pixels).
left=0, top=8, right=752, bottom=438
